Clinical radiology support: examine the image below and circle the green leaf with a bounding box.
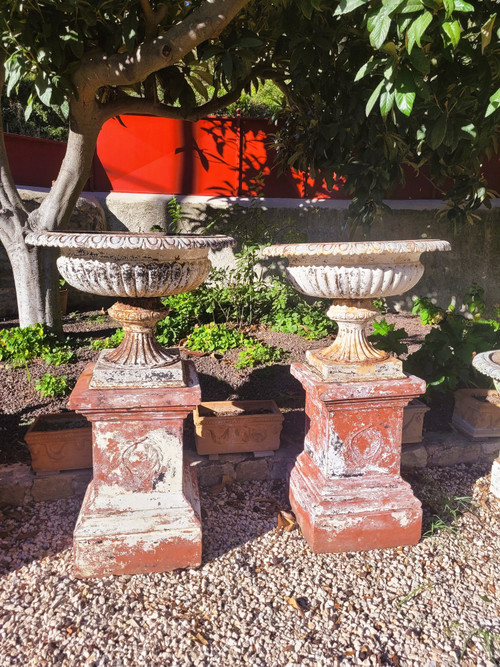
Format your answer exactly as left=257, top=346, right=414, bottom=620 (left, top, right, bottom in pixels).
left=461, top=122, right=476, bottom=138
left=407, top=11, right=433, bottom=53
left=370, top=14, right=392, bottom=49
left=430, top=114, right=447, bottom=148
left=481, top=14, right=496, bottom=53
left=237, top=37, right=264, bottom=48
left=379, top=87, right=395, bottom=116
left=409, top=46, right=431, bottom=73
left=189, top=75, right=209, bottom=100
left=365, top=79, right=385, bottom=116
left=222, top=52, right=233, bottom=80
left=395, top=71, right=416, bottom=115
left=400, top=0, right=424, bottom=13
left=24, top=93, right=35, bottom=121
left=453, top=0, right=473, bottom=11
left=442, top=0, right=454, bottom=17
left=485, top=87, right=500, bottom=117
left=334, top=0, right=368, bottom=15
left=442, top=20, right=461, bottom=47
left=382, top=0, right=405, bottom=12
left=354, top=59, right=375, bottom=81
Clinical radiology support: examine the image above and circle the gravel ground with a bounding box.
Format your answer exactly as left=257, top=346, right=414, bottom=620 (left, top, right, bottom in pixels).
left=0, top=463, right=498, bottom=666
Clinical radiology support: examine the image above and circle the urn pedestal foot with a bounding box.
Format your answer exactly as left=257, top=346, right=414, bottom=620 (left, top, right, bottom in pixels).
left=290, top=362, right=425, bottom=553
left=73, top=462, right=201, bottom=577
left=290, top=452, right=422, bottom=553
left=69, top=362, right=202, bottom=577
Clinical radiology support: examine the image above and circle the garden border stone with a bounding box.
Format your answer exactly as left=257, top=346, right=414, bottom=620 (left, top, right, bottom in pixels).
left=0, top=430, right=498, bottom=507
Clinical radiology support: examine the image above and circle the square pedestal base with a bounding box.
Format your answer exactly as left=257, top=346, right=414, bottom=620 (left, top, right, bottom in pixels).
left=74, top=462, right=201, bottom=577
left=305, top=349, right=404, bottom=382
left=89, top=350, right=186, bottom=388
left=290, top=452, right=422, bottom=553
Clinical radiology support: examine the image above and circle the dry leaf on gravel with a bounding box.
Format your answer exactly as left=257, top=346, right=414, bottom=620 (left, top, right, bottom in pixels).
left=190, top=631, right=209, bottom=645
left=285, top=596, right=305, bottom=618
left=277, top=510, right=297, bottom=532
left=208, top=475, right=234, bottom=495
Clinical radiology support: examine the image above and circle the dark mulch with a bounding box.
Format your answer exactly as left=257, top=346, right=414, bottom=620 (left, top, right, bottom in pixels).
left=0, top=310, right=443, bottom=467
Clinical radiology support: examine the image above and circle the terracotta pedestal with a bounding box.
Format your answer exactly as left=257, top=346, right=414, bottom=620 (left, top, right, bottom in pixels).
left=69, top=362, right=202, bottom=577
left=290, top=363, right=425, bottom=553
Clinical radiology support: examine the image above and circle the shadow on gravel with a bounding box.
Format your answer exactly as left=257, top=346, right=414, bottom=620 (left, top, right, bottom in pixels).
left=0, top=496, right=82, bottom=576
left=402, top=462, right=491, bottom=537
left=199, top=478, right=290, bottom=562
left=236, top=364, right=304, bottom=406
left=195, top=370, right=235, bottom=402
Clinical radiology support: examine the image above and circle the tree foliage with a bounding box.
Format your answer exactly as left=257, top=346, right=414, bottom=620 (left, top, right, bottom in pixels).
left=1, top=0, right=500, bottom=329
left=271, top=0, right=500, bottom=224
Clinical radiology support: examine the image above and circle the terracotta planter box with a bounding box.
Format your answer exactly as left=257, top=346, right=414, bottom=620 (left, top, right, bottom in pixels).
left=25, top=412, right=92, bottom=472
left=193, top=400, right=284, bottom=455
left=402, top=399, right=430, bottom=444
left=452, top=388, right=500, bottom=439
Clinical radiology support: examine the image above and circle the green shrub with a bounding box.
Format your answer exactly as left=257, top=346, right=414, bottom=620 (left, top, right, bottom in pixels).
left=34, top=373, right=70, bottom=397
left=0, top=324, right=68, bottom=364
left=89, top=329, right=125, bottom=350
left=369, top=318, right=409, bottom=356
left=405, top=286, right=500, bottom=396
left=235, top=341, right=286, bottom=369
left=184, top=323, right=247, bottom=354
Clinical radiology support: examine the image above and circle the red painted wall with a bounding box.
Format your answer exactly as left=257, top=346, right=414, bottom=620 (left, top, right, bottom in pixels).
left=5, top=118, right=499, bottom=199
left=5, top=133, right=66, bottom=189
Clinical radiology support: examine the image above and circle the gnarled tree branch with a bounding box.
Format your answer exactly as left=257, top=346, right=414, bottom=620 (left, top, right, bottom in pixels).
left=100, top=64, right=272, bottom=122
left=74, top=0, right=251, bottom=94
left=0, top=56, right=28, bottom=236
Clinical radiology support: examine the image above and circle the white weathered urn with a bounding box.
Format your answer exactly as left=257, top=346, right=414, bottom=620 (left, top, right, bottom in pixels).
left=26, top=232, right=235, bottom=386
left=263, top=240, right=450, bottom=381
left=473, top=350, right=500, bottom=499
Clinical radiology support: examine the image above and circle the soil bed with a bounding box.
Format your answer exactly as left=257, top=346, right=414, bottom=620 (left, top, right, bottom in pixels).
left=0, top=310, right=435, bottom=466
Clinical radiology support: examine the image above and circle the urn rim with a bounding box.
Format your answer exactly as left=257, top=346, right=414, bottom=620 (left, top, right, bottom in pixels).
left=262, top=239, right=451, bottom=259
left=26, top=231, right=236, bottom=252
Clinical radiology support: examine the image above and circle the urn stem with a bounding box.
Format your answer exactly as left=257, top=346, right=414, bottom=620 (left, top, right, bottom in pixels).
left=103, top=298, right=179, bottom=367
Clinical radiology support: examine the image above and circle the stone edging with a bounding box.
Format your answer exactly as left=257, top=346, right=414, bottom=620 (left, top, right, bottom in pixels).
left=1, top=431, right=498, bottom=507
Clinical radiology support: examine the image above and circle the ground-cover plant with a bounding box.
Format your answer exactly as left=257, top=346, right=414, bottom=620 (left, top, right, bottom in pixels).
left=85, top=312, right=107, bottom=324
left=369, top=318, right=409, bottom=356
left=156, top=246, right=336, bottom=344
left=234, top=341, right=286, bottom=369
left=42, top=348, right=74, bottom=366
left=89, top=329, right=125, bottom=351
left=459, top=627, right=500, bottom=664
left=0, top=324, right=59, bottom=364
left=34, top=373, right=70, bottom=398
left=185, top=323, right=248, bottom=354
left=405, top=286, right=500, bottom=398
left=423, top=496, right=472, bottom=538
left=0, top=324, right=74, bottom=366
left=184, top=322, right=286, bottom=368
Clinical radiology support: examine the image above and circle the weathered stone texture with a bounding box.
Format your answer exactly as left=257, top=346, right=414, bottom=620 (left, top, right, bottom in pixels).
left=69, top=361, right=203, bottom=577
left=288, top=363, right=425, bottom=553
left=31, top=473, right=74, bottom=502
left=401, top=444, right=428, bottom=469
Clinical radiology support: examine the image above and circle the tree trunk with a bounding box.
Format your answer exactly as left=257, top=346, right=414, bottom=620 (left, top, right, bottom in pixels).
left=3, top=233, right=62, bottom=332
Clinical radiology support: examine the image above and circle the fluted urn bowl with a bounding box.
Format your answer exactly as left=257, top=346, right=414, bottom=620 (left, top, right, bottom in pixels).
left=263, top=240, right=451, bottom=381
left=26, top=232, right=235, bottom=383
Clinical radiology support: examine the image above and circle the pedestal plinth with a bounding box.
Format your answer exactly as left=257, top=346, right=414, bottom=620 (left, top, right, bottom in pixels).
left=69, top=362, right=202, bottom=577
left=290, top=363, right=425, bottom=553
